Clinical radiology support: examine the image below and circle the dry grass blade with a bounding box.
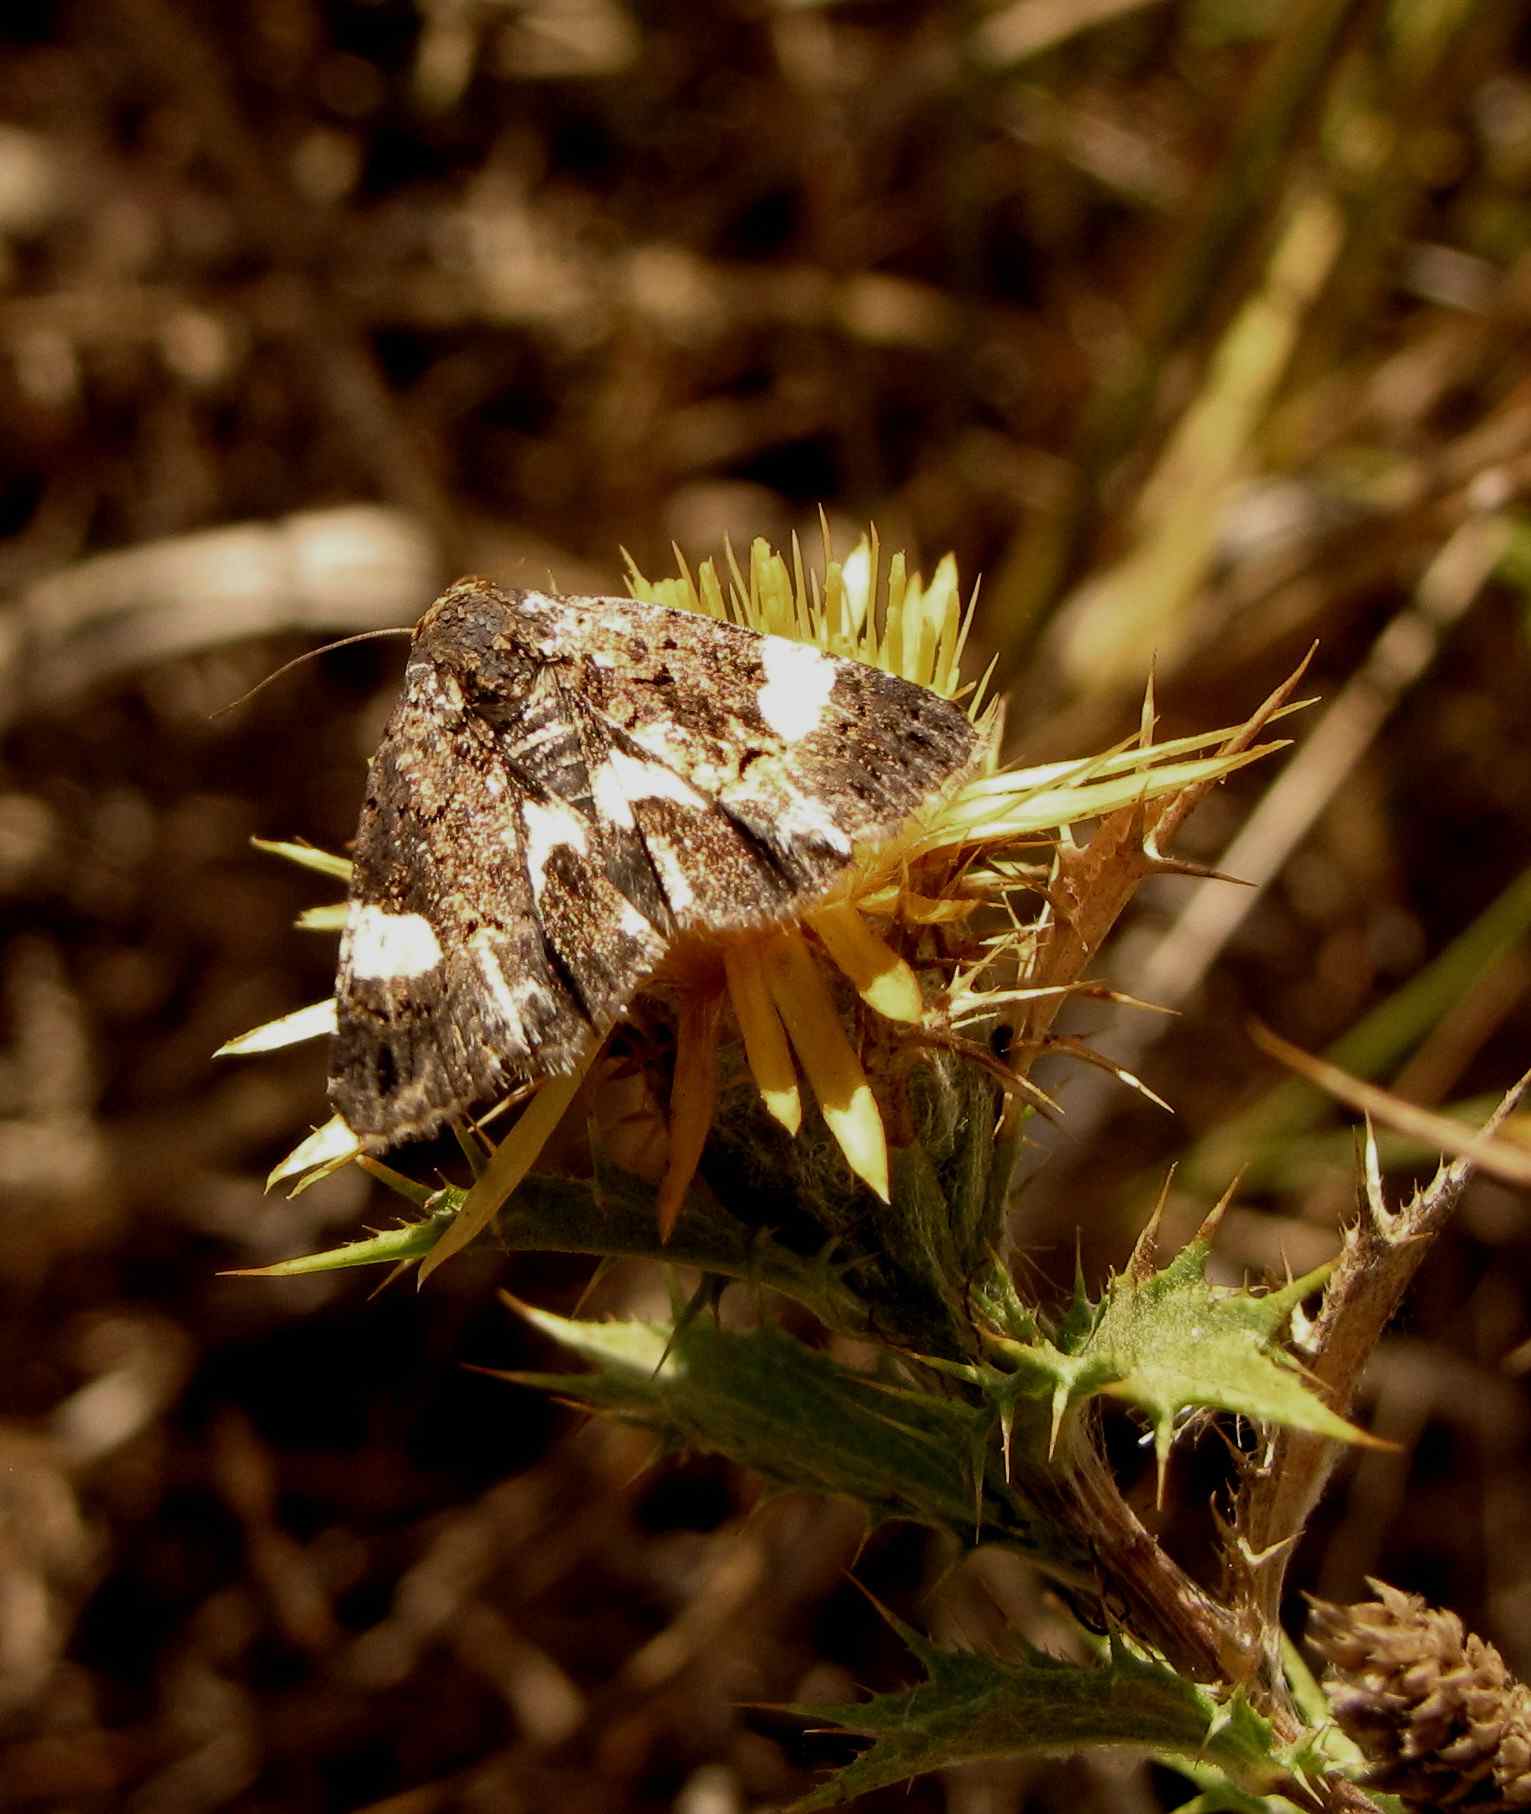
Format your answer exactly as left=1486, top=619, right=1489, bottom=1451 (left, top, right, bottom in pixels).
left=1249, top=1025, right=1531, bottom=1189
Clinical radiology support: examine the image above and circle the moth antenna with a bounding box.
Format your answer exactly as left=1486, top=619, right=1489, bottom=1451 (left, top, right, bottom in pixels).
left=212, top=626, right=415, bottom=718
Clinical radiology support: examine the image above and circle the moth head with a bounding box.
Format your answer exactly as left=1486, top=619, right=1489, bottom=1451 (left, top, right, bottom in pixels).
left=414, top=574, right=506, bottom=642
left=412, top=577, right=574, bottom=670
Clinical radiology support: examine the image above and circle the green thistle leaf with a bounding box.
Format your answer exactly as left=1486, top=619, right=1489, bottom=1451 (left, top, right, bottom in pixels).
left=1063, top=1219, right=1366, bottom=1466
left=227, top=1197, right=460, bottom=1276
left=783, top=1613, right=1303, bottom=1810
left=504, top=1305, right=1089, bottom=1575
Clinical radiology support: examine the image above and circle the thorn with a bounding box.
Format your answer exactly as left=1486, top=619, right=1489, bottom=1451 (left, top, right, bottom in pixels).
left=1127, top=1170, right=1174, bottom=1279
left=1361, top=1114, right=1389, bottom=1227
left=1193, top=1170, right=1241, bottom=1247
left=1236, top=1532, right=1298, bottom=1572
left=1042, top=1033, right=1175, bottom=1112
left=1154, top=1423, right=1172, bottom=1510
left=1048, top=1384, right=1068, bottom=1462
left=368, top=1256, right=418, bottom=1299
left=1139, top=854, right=1253, bottom=886
left=1139, top=661, right=1158, bottom=747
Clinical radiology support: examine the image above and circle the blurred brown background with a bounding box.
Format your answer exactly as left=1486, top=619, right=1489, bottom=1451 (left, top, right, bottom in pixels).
left=3, top=2, right=1530, bottom=1809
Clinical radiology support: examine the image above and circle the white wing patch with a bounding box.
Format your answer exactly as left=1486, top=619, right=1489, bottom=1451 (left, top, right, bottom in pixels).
left=469, top=931, right=552, bottom=1033
left=521, top=797, right=590, bottom=897
left=775, top=794, right=852, bottom=856
left=347, top=904, right=444, bottom=980
left=644, top=836, right=696, bottom=916
left=589, top=754, right=636, bottom=829
left=757, top=636, right=836, bottom=742
left=590, top=745, right=710, bottom=826
left=615, top=899, right=659, bottom=942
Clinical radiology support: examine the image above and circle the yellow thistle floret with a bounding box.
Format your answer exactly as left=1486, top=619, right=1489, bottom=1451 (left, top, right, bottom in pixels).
left=227, top=529, right=1291, bottom=1278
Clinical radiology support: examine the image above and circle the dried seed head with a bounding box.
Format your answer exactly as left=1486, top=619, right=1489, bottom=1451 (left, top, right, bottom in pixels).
left=1309, top=1579, right=1531, bottom=1809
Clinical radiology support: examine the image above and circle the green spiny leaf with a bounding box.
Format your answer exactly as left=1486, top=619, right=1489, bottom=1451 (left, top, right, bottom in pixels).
left=1076, top=1226, right=1364, bottom=1457
left=510, top=1307, right=983, bottom=1527
left=226, top=1199, right=460, bottom=1275
left=504, top=1306, right=1087, bottom=1572
left=783, top=1614, right=1301, bottom=1810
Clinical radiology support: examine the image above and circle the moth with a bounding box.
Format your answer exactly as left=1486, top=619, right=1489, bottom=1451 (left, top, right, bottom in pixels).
left=330, top=578, right=981, bottom=1147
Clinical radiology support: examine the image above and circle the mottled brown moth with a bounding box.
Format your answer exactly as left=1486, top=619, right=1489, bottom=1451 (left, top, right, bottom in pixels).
left=330, top=579, right=979, bottom=1147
